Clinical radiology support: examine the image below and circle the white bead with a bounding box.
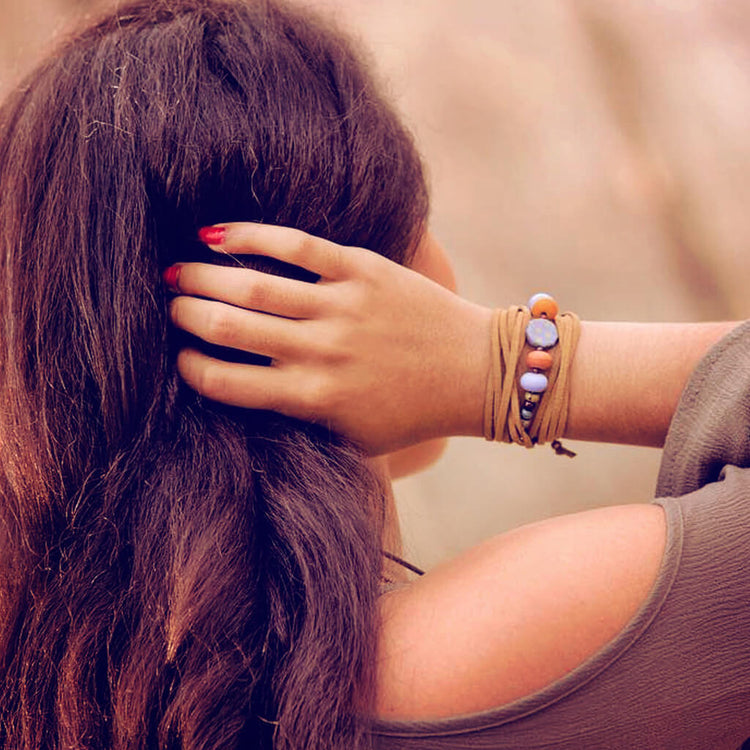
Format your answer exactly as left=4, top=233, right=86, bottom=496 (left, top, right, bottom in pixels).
left=528, top=292, right=554, bottom=310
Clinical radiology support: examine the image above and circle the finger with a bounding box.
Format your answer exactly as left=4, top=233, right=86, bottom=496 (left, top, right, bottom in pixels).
left=171, top=262, right=328, bottom=319
left=177, top=348, right=288, bottom=412
left=200, top=222, right=367, bottom=280
left=170, top=295, right=306, bottom=360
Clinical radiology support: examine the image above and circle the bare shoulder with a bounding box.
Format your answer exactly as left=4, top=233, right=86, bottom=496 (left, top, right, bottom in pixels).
left=376, top=503, right=666, bottom=720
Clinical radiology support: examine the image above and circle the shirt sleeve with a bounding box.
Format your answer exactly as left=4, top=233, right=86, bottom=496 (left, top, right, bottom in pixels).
left=657, top=320, right=750, bottom=497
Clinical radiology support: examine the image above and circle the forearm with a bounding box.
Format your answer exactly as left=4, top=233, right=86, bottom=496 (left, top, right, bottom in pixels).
left=384, top=321, right=736, bottom=476
left=451, top=313, right=740, bottom=448
left=563, top=321, right=740, bottom=447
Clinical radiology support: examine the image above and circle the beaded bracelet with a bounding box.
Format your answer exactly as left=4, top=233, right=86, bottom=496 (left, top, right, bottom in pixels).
left=483, top=293, right=580, bottom=455
left=519, top=293, right=559, bottom=431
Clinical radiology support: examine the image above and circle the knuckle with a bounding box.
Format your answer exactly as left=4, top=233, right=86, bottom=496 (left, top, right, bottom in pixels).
left=343, top=281, right=370, bottom=316
left=169, top=296, right=193, bottom=329
left=326, top=329, right=355, bottom=364
left=197, top=360, right=231, bottom=400
left=240, top=279, right=268, bottom=311
left=168, top=297, right=181, bottom=324
left=307, top=321, right=350, bottom=365
left=204, top=307, right=237, bottom=346
left=327, top=242, right=349, bottom=277
left=354, top=249, right=380, bottom=279
left=330, top=282, right=369, bottom=328
left=258, top=386, right=281, bottom=415
left=289, top=229, right=316, bottom=264
left=300, top=373, right=332, bottom=413
left=349, top=247, right=384, bottom=285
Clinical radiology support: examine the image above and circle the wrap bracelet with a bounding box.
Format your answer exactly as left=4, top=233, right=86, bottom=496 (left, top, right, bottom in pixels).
left=483, top=293, right=580, bottom=456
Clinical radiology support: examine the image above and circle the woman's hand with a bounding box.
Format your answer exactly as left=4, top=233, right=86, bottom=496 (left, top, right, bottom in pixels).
left=168, top=223, right=493, bottom=455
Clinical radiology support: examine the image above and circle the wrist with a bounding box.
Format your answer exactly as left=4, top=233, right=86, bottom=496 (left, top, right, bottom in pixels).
left=478, top=296, right=580, bottom=449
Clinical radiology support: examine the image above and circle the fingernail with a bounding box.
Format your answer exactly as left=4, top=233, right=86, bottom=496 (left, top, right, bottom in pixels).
left=162, top=264, right=182, bottom=293
left=198, top=226, right=227, bottom=245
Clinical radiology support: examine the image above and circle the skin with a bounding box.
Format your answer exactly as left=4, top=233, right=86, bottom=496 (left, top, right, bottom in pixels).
left=167, top=222, right=739, bottom=720
left=169, top=226, right=493, bottom=454
left=169, top=224, right=737, bottom=454
left=378, top=230, right=457, bottom=478
left=376, top=503, right=666, bottom=718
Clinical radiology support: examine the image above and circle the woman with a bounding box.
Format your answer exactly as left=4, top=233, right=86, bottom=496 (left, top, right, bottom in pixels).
left=171, top=223, right=750, bottom=750
left=0, top=1, right=429, bottom=748
left=3, top=3, right=749, bottom=750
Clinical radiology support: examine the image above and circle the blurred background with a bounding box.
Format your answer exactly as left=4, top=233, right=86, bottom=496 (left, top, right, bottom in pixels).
left=2, top=0, right=749, bottom=570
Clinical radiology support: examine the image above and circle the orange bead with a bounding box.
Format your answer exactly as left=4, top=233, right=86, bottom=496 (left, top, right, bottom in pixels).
left=530, top=295, right=559, bottom=319
left=526, top=350, right=553, bottom=371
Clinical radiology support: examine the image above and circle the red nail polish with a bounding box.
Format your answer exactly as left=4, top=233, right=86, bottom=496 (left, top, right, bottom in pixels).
left=198, top=226, right=227, bottom=245
left=162, top=265, right=181, bottom=293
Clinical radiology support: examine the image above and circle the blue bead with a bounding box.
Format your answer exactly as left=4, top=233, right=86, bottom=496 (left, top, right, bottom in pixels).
left=520, top=371, right=548, bottom=393
left=526, top=318, right=558, bottom=349
left=521, top=407, right=534, bottom=420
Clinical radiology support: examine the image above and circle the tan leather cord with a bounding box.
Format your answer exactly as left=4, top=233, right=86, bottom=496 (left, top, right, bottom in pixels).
left=499, top=306, right=532, bottom=446
left=483, top=306, right=530, bottom=443
left=482, top=308, right=502, bottom=441
left=483, top=305, right=581, bottom=452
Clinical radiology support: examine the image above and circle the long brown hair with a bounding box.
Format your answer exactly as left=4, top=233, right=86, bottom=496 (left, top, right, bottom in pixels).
left=0, top=1, right=428, bottom=747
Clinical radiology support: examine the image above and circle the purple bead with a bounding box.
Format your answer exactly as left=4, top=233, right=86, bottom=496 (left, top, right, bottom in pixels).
left=526, top=318, right=558, bottom=349
left=520, top=371, right=548, bottom=393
